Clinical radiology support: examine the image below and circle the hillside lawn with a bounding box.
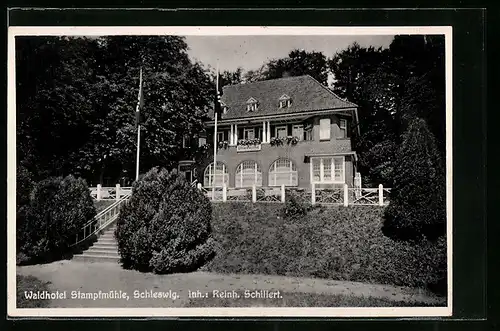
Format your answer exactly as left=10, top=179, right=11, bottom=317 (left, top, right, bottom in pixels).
left=17, top=275, right=50, bottom=308
left=204, top=202, right=447, bottom=296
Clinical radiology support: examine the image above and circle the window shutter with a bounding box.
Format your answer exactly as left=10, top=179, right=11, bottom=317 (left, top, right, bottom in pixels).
left=319, top=118, right=331, bottom=140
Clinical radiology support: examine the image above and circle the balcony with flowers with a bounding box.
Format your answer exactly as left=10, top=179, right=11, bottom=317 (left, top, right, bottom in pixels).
left=236, top=138, right=262, bottom=152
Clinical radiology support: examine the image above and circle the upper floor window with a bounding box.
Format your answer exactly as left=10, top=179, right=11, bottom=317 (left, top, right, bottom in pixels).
left=275, top=125, right=288, bottom=138
left=319, top=118, right=331, bottom=141
left=292, top=124, right=304, bottom=141
left=243, top=128, right=255, bottom=140
left=303, top=123, right=313, bottom=141
left=338, top=119, right=348, bottom=138
left=246, top=97, right=259, bottom=112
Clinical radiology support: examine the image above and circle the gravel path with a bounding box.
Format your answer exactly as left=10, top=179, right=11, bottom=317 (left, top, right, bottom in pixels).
left=17, top=260, right=445, bottom=308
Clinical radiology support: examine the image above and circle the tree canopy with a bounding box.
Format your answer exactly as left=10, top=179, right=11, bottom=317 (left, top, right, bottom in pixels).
left=16, top=36, right=214, bottom=185
left=16, top=34, right=446, bottom=192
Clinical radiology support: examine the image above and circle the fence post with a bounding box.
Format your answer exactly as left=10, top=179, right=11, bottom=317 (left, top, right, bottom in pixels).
left=97, top=184, right=102, bottom=201
left=116, top=183, right=121, bottom=201
left=281, top=184, right=286, bottom=203
left=378, top=184, right=384, bottom=206
left=252, top=185, right=257, bottom=203
left=197, top=183, right=202, bottom=191
left=343, top=184, right=349, bottom=207
left=311, top=183, right=316, bottom=206
left=222, top=184, right=227, bottom=202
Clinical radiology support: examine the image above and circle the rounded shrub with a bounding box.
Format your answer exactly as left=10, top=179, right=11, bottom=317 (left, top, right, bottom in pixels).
left=115, top=167, right=215, bottom=273
left=18, top=175, right=96, bottom=263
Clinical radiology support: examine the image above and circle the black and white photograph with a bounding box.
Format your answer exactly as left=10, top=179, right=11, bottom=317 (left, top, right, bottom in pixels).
left=8, top=26, right=452, bottom=317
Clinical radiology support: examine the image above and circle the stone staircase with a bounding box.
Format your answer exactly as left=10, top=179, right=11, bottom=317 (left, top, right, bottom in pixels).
left=73, top=224, right=120, bottom=263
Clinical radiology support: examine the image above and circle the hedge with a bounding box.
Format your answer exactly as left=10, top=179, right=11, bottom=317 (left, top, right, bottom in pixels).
left=17, top=175, right=96, bottom=264
left=205, top=203, right=447, bottom=295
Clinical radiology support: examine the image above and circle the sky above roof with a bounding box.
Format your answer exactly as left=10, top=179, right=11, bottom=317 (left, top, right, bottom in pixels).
left=185, top=35, right=395, bottom=73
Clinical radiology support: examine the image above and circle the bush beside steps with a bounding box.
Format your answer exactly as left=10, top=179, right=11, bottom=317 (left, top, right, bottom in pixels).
left=115, top=167, right=215, bottom=274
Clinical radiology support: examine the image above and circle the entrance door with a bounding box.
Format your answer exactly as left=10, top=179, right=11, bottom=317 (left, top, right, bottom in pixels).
left=184, top=170, right=192, bottom=182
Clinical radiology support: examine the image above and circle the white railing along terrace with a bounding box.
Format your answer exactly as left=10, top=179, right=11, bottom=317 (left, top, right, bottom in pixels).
left=198, top=183, right=391, bottom=207
left=90, top=184, right=132, bottom=201
left=71, top=193, right=131, bottom=247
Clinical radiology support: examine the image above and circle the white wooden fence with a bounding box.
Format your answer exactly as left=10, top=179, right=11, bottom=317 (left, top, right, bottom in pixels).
left=90, top=184, right=132, bottom=201
left=197, top=183, right=391, bottom=206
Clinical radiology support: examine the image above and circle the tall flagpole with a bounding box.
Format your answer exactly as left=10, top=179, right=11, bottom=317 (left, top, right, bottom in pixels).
left=212, top=63, right=219, bottom=200
left=136, top=124, right=141, bottom=181
left=135, top=67, right=143, bottom=181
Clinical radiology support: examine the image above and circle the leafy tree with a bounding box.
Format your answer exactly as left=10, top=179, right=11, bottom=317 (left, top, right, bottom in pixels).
left=244, top=49, right=329, bottom=85
left=16, top=36, right=214, bottom=185
left=329, top=43, right=397, bottom=186
left=16, top=36, right=101, bottom=181
left=243, top=64, right=269, bottom=83
left=383, top=118, right=446, bottom=242
left=329, top=36, right=445, bottom=186
left=220, top=67, right=243, bottom=86
left=389, top=35, right=446, bottom=152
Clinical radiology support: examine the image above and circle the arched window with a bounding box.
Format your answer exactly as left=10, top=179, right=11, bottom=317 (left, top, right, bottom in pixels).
left=269, top=158, right=298, bottom=186
left=204, top=162, right=228, bottom=187
left=235, top=161, right=262, bottom=188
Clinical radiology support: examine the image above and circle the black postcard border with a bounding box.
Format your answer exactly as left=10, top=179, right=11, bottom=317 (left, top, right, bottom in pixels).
left=3, top=6, right=490, bottom=330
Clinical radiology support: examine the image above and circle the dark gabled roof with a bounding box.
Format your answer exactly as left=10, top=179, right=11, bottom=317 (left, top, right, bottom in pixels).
left=208, top=75, right=357, bottom=121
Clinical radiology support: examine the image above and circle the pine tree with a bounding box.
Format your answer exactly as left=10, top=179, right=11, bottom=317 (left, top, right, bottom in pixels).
left=383, top=118, right=446, bottom=241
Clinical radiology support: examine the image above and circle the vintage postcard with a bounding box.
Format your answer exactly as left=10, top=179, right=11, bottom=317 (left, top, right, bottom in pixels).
left=7, top=25, right=452, bottom=317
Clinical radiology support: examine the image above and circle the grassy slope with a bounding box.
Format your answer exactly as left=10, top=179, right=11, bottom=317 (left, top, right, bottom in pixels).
left=16, top=275, right=50, bottom=308
left=185, top=291, right=434, bottom=307
left=205, top=203, right=446, bottom=294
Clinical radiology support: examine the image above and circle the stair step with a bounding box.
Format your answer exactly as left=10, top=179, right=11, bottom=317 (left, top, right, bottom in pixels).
left=100, top=232, right=115, bottom=238
left=85, top=248, right=119, bottom=255
left=93, top=242, right=118, bottom=248
left=99, top=235, right=116, bottom=241
left=73, top=254, right=120, bottom=263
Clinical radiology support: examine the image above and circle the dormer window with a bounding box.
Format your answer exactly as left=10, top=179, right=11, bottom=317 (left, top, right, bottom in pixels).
left=279, top=94, right=292, bottom=108
left=246, top=97, right=259, bottom=112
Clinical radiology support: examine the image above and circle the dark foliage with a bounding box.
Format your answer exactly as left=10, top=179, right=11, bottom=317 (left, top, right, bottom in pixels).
left=16, top=36, right=213, bottom=185
left=206, top=203, right=447, bottom=295
left=18, top=175, right=96, bottom=263
left=383, top=118, right=446, bottom=242
left=282, top=190, right=312, bottom=219
left=115, top=167, right=215, bottom=273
